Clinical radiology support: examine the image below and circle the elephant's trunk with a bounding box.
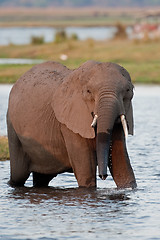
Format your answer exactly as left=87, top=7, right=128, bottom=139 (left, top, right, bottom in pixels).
left=96, top=94, right=119, bottom=180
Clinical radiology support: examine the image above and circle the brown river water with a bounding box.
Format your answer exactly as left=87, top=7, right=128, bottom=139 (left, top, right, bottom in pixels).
left=0, top=85, right=160, bottom=240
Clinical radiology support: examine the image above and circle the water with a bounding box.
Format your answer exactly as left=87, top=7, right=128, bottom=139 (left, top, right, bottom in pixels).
left=0, top=84, right=12, bottom=135
left=0, top=84, right=160, bottom=240
left=0, top=26, right=118, bottom=46
left=0, top=58, right=44, bottom=65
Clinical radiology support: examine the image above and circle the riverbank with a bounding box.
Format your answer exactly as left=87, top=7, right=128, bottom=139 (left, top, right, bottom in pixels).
left=0, top=39, right=160, bottom=84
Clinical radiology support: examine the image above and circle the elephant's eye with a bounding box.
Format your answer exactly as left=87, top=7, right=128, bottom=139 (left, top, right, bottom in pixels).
left=127, top=89, right=130, bottom=92
left=82, top=88, right=93, bottom=101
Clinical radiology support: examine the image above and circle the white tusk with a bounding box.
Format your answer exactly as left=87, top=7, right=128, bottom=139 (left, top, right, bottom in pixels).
left=91, top=115, right=98, bottom=128
left=120, top=115, right=128, bottom=138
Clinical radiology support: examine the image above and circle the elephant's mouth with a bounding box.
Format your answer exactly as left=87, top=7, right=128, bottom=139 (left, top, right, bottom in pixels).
left=91, top=114, right=128, bottom=138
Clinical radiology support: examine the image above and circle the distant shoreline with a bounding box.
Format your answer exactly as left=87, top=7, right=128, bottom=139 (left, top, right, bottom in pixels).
left=0, top=7, right=160, bottom=28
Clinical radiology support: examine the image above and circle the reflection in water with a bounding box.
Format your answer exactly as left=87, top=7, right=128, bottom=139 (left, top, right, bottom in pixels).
left=9, top=186, right=130, bottom=206
left=0, top=84, right=13, bottom=135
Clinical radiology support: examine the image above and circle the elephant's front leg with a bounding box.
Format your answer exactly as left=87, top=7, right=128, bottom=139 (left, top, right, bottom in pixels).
left=61, top=125, right=97, bottom=187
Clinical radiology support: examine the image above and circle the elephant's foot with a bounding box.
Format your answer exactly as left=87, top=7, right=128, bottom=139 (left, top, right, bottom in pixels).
left=8, top=179, right=25, bottom=188
left=116, top=180, right=137, bottom=190
left=77, top=176, right=96, bottom=188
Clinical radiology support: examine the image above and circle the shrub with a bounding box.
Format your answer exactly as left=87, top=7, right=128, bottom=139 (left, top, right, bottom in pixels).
left=54, top=30, right=79, bottom=43
left=31, top=36, right=45, bottom=45
left=54, top=30, right=67, bottom=43
left=114, top=23, right=127, bottom=40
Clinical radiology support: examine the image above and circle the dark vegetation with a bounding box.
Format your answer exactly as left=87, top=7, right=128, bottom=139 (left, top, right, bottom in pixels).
left=31, top=36, right=45, bottom=45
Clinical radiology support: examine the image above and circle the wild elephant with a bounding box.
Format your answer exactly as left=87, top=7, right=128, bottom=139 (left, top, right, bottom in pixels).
left=7, top=60, right=136, bottom=188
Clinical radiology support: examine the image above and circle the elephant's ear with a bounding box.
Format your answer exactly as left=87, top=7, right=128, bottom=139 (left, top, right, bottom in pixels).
left=126, top=102, right=134, bottom=135
left=52, top=77, right=95, bottom=139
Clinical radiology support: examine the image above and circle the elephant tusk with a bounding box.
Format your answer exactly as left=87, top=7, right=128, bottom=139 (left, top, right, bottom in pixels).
left=91, top=114, right=98, bottom=128
left=120, top=115, right=128, bottom=138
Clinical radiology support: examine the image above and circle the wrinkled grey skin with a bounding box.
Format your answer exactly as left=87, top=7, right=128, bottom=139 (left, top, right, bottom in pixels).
left=7, top=60, right=137, bottom=188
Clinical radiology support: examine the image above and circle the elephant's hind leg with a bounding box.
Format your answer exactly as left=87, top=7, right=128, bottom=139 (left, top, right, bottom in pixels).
left=33, top=172, right=57, bottom=187
left=7, top=118, right=30, bottom=187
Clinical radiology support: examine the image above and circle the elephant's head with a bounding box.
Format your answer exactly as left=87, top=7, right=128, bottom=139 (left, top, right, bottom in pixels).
left=53, top=60, right=136, bottom=187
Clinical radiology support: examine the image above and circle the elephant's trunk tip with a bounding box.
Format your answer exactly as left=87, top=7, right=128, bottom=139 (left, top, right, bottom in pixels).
left=99, top=174, right=108, bottom=180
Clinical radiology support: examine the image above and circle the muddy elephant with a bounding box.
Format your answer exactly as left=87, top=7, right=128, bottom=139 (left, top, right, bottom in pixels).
left=7, top=60, right=136, bottom=188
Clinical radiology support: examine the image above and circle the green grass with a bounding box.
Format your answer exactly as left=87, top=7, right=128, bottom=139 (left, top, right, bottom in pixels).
left=0, top=64, right=34, bottom=83
left=125, top=62, right=160, bottom=84
left=0, top=39, right=160, bottom=84
left=0, top=137, right=9, bottom=161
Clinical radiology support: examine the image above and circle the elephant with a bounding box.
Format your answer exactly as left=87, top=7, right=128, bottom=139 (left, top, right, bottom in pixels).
left=7, top=60, right=137, bottom=189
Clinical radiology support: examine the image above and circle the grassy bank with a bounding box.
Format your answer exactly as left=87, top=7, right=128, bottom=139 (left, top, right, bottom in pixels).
left=0, top=137, right=9, bottom=161
left=0, top=39, right=160, bottom=84
left=0, top=64, right=34, bottom=83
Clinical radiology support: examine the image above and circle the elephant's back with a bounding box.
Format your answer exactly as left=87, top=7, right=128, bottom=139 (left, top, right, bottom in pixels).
left=11, top=61, right=70, bottom=94
left=8, top=61, right=71, bottom=137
